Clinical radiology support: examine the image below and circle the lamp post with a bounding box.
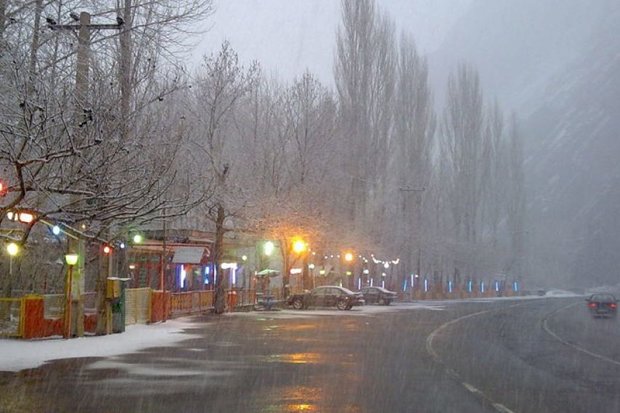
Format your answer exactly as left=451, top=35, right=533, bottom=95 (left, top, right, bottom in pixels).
left=64, top=253, right=79, bottom=339
left=308, top=263, right=315, bottom=288
left=344, top=252, right=354, bottom=290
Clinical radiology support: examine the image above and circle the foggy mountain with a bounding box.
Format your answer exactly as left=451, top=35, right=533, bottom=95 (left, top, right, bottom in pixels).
left=430, top=0, right=620, bottom=287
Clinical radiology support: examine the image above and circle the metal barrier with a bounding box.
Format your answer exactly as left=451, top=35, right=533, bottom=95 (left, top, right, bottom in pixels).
left=0, top=298, right=24, bottom=337
left=125, top=288, right=151, bottom=325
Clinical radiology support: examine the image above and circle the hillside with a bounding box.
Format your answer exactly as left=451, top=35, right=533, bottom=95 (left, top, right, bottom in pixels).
left=430, top=0, right=620, bottom=286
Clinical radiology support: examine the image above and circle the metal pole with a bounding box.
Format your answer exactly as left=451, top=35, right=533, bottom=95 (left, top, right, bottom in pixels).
left=65, top=265, right=73, bottom=339
left=160, top=207, right=167, bottom=321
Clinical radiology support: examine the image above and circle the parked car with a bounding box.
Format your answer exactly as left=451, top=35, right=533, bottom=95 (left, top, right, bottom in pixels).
left=586, top=293, right=618, bottom=318
left=287, top=286, right=365, bottom=310
left=359, top=286, right=397, bottom=305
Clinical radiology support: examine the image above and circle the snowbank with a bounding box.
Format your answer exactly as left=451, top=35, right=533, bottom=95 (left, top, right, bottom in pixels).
left=0, top=318, right=198, bottom=372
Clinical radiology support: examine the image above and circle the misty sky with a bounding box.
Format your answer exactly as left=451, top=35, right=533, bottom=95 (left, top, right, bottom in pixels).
left=191, top=0, right=473, bottom=84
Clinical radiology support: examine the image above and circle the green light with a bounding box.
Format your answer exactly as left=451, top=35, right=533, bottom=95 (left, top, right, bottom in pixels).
left=132, top=234, right=143, bottom=244
left=65, top=253, right=79, bottom=266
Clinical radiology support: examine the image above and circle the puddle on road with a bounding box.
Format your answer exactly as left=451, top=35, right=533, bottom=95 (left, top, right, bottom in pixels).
left=258, top=353, right=325, bottom=365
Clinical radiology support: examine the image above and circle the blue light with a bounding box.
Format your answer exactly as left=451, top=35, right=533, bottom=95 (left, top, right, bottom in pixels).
left=180, top=265, right=186, bottom=289
left=467, top=280, right=473, bottom=293
left=495, top=281, right=500, bottom=292
left=52, top=225, right=61, bottom=236
left=480, top=281, right=485, bottom=293
left=424, top=278, right=429, bottom=293
left=513, top=281, right=519, bottom=292
left=403, top=279, right=408, bottom=292
left=448, top=280, right=453, bottom=293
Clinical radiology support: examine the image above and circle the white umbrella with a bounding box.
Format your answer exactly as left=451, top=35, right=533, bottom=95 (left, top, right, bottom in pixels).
left=256, top=269, right=279, bottom=277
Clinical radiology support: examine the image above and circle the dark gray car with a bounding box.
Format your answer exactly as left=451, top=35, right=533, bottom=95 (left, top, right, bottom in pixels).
left=359, top=286, right=397, bottom=305
left=586, top=293, right=618, bottom=318
left=287, top=286, right=365, bottom=310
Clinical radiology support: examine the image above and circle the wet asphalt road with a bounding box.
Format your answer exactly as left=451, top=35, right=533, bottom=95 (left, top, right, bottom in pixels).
left=1, top=297, right=619, bottom=413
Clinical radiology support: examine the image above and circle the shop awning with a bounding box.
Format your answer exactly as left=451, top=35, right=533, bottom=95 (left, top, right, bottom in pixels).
left=172, top=247, right=206, bottom=264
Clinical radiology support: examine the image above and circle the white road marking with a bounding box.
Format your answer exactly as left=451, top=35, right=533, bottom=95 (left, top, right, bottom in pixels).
left=426, top=302, right=527, bottom=413
left=493, top=403, right=516, bottom=413
left=542, top=302, right=620, bottom=367
left=462, top=382, right=481, bottom=394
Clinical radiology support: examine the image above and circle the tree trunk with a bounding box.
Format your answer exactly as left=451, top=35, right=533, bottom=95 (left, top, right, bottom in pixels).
left=213, top=204, right=226, bottom=314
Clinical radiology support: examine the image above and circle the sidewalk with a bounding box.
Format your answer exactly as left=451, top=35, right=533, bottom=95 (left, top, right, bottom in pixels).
left=0, top=318, right=197, bottom=372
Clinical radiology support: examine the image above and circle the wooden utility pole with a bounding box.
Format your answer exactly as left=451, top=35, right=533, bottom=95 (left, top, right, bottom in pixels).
left=49, top=12, right=123, bottom=337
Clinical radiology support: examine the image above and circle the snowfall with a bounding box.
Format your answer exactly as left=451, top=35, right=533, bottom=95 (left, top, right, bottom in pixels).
left=0, top=292, right=578, bottom=373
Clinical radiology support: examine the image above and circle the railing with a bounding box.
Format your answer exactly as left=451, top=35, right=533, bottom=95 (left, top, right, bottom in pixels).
left=125, top=288, right=151, bottom=324
left=0, top=298, right=24, bottom=337
left=230, top=288, right=283, bottom=306
left=170, top=290, right=214, bottom=315
left=43, top=294, right=64, bottom=319
left=82, top=292, right=97, bottom=314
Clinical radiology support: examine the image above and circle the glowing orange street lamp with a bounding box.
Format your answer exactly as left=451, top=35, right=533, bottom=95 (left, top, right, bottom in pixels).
left=292, top=238, right=307, bottom=254
left=344, top=252, right=354, bottom=262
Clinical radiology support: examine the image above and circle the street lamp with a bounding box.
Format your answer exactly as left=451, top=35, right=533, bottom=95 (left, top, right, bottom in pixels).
left=6, top=242, right=19, bottom=277
left=64, top=253, right=79, bottom=339
left=263, top=241, right=275, bottom=257
left=292, top=238, right=307, bottom=254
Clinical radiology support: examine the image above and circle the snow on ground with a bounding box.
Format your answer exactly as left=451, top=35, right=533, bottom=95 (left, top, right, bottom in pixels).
left=0, top=295, right=559, bottom=373
left=232, top=301, right=449, bottom=319
left=544, top=289, right=582, bottom=297
left=0, top=317, right=199, bottom=372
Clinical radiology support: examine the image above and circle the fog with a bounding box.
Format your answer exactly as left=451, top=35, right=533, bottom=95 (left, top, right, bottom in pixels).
left=194, top=0, right=472, bottom=84
left=196, top=0, right=620, bottom=289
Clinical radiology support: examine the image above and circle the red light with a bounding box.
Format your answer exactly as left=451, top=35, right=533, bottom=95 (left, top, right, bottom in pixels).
left=0, top=181, right=6, bottom=196
left=610, top=303, right=617, bottom=309
left=103, top=245, right=112, bottom=254
left=588, top=302, right=597, bottom=308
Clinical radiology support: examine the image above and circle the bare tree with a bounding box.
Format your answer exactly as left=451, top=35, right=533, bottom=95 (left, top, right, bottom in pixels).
left=439, top=63, right=487, bottom=279
left=334, top=0, right=396, bottom=239
left=505, top=113, right=526, bottom=280
left=0, top=0, right=213, bottom=315
left=390, top=33, right=436, bottom=284
left=186, top=42, right=258, bottom=314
